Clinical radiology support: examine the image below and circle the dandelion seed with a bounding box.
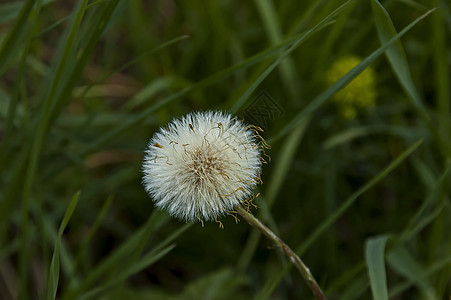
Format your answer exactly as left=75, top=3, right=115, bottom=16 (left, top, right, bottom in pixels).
left=142, top=111, right=262, bottom=222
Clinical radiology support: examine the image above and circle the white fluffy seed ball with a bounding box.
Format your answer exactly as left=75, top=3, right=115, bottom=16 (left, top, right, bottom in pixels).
left=142, top=111, right=262, bottom=222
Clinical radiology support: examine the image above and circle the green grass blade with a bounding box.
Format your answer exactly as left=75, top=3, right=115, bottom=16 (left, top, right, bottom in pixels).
left=121, top=77, right=175, bottom=112
left=79, top=244, right=176, bottom=300
left=403, top=204, right=445, bottom=241
left=254, top=0, right=299, bottom=99
left=325, top=262, right=366, bottom=296
left=286, top=0, right=329, bottom=34
left=46, top=236, right=61, bottom=298
left=271, top=8, right=436, bottom=143
left=313, top=0, right=359, bottom=80
left=0, top=147, right=28, bottom=244
left=229, top=24, right=325, bottom=113
left=1, top=1, right=448, bottom=299
left=371, top=0, right=431, bottom=122
left=236, top=120, right=309, bottom=274
left=401, top=161, right=451, bottom=241
left=19, top=2, right=89, bottom=297
left=81, top=30, right=322, bottom=155
left=46, top=191, right=80, bottom=300
left=230, top=1, right=351, bottom=113
left=0, top=0, right=35, bottom=75
left=0, top=43, right=31, bottom=172
left=297, top=139, right=423, bottom=256
left=431, top=0, right=451, bottom=138
left=128, top=223, right=192, bottom=275
left=411, top=157, right=436, bottom=189
left=71, top=195, right=114, bottom=286
left=0, top=2, right=23, bottom=24
left=17, top=5, right=120, bottom=291
left=339, top=276, right=369, bottom=300
left=236, top=228, right=261, bottom=274
left=323, top=125, right=418, bottom=150
left=387, top=244, right=436, bottom=298
left=0, top=0, right=54, bottom=24
left=371, top=0, right=450, bottom=155
left=258, top=139, right=423, bottom=299
left=32, top=0, right=103, bottom=40
left=389, top=251, right=451, bottom=297
left=38, top=200, right=76, bottom=290
left=254, top=0, right=283, bottom=46
left=48, top=0, right=120, bottom=125
left=365, top=235, right=390, bottom=300
left=0, top=0, right=42, bottom=174
left=79, top=223, right=191, bottom=299
left=80, top=35, right=189, bottom=105
left=80, top=195, right=113, bottom=254
left=439, top=0, right=451, bottom=30
left=63, top=210, right=171, bottom=299
left=265, top=118, right=309, bottom=208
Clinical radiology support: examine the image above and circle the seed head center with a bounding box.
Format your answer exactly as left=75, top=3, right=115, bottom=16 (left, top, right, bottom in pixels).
left=188, top=145, right=225, bottom=182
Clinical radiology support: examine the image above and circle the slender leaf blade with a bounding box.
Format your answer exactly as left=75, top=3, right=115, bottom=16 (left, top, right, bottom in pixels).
left=371, top=0, right=426, bottom=115
left=259, top=139, right=423, bottom=299
left=387, top=244, right=436, bottom=298
left=365, top=235, right=390, bottom=300
left=271, top=8, right=435, bottom=143
left=46, top=191, right=80, bottom=300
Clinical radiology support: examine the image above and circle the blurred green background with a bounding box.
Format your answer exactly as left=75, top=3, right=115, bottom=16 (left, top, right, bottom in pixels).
left=0, top=0, right=450, bottom=299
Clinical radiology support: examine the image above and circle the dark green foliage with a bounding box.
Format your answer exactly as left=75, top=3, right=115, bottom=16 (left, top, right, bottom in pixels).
left=0, top=0, right=449, bottom=299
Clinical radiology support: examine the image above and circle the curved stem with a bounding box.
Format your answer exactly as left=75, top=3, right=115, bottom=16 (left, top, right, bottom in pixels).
left=237, top=206, right=326, bottom=300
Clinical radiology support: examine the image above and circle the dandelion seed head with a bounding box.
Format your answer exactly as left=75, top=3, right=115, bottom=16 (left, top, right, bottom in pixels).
left=142, top=111, right=263, bottom=222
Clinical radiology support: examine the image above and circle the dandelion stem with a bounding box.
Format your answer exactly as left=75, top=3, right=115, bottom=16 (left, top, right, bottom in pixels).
left=237, top=206, right=326, bottom=300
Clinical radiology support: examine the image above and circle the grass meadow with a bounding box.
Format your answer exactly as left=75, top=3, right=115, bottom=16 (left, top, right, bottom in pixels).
left=0, top=0, right=450, bottom=299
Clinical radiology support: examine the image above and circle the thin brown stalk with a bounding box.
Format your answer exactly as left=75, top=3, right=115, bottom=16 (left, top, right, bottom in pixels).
left=237, top=206, right=326, bottom=300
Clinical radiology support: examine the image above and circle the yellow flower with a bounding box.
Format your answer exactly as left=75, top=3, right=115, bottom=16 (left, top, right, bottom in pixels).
left=326, top=56, right=376, bottom=119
